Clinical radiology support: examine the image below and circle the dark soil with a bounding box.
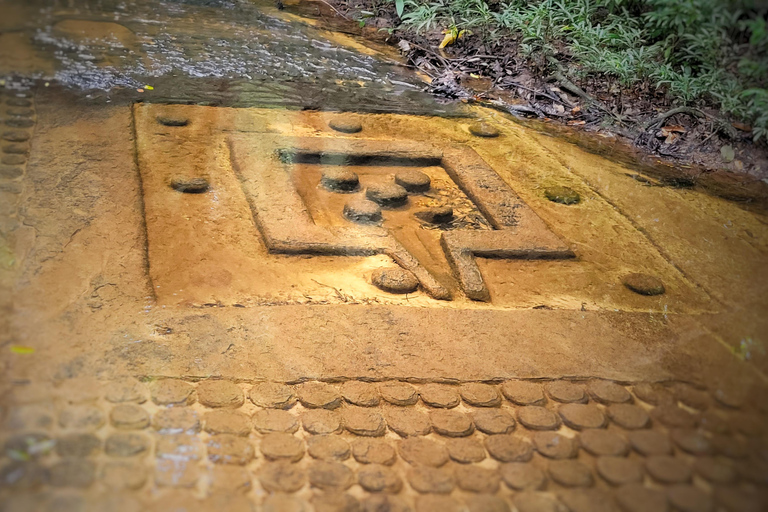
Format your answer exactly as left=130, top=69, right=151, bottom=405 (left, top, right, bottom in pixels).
left=287, top=0, right=768, bottom=208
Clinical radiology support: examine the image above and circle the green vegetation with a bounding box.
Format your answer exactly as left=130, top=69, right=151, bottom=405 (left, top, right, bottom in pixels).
left=376, top=0, right=768, bottom=142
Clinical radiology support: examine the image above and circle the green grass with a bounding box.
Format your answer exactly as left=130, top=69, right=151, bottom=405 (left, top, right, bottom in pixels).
left=376, top=0, right=768, bottom=142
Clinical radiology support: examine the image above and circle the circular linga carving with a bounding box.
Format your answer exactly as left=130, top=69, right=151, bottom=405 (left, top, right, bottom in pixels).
left=365, top=182, right=408, bottom=207
left=329, top=118, right=362, bottom=134
left=321, top=168, right=359, bottom=192
left=469, top=122, right=500, bottom=138
left=156, top=115, right=189, bottom=127
left=170, top=176, right=210, bottom=193
left=544, top=185, right=581, bottom=205
left=415, top=206, right=453, bottom=225
left=623, top=273, right=666, bottom=296
left=371, top=267, right=419, bottom=294
left=343, top=198, right=382, bottom=224
left=394, top=170, right=431, bottom=193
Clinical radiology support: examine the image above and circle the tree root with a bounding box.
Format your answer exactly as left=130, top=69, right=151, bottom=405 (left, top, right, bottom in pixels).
left=641, top=106, right=738, bottom=139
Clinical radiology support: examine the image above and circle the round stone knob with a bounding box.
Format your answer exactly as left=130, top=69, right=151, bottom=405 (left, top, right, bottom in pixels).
left=366, top=183, right=408, bottom=207
left=372, top=268, right=419, bottom=294
left=395, top=170, right=431, bottom=193
left=170, top=177, right=209, bottom=193
left=343, top=198, right=382, bottom=224
left=321, top=168, right=359, bottom=192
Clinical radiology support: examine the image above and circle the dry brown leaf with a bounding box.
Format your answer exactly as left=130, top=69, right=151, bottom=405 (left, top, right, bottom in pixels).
left=663, top=132, right=680, bottom=144
left=661, top=125, right=686, bottom=137
left=732, top=122, right=752, bottom=132
left=567, top=120, right=586, bottom=126
left=571, top=106, right=581, bottom=114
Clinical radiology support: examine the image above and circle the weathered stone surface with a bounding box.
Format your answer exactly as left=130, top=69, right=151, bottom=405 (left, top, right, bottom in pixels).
left=258, top=461, right=306, bottom=492
left=298, top=382, right=342, bottom=409
left=58, top=405, right=105, bottom=430
left=55, top=433, right=101, bottom=458
left=667, top=485, right=714, bottom=512
left=415, top=495, right=463, bottom=512
left=395, top=170, right=431, bottom=193
left=263, top=494, right=308, bottom=512
left=627, top=431, right=671, bottom=459
left=105, top=378, right=148, bottom=404
left=197, top=379, right=244, bottom=408
left=312, top=493, right=360, bottom=512
left=700, top=410, right=730, bottom=434
left=49, top=459, right=96, bottom=488
left=558, top=489, right=619, bottom=512
left=558, top=404, right=607, bottom=430
left=533, top=431, right=579, bottom=459
left=208, top=465, right=252, bottom=493
left=0, top=461, right=48, bottom=489
left=668, top=383, right=710, bottom=410
left=2, top=154, right=25, bottom=165
left=379, top=381, right=418, bottom=406
left=344, top=198, right=382, bottom=223
left=606, top=404, right=650, bottom=430
left=308, top=435, right=351, bottom=461
left=459, top=382, right=501, bottom=407
left=308, top=460, right=355, bottom=491
left=2, top=405, right=54, bottom=430
left=150, top=379, right=196, bottom=406
left=1, top=131, right=30, bottom=142
left=728, top=412, right=764, bottom=436
left=343, top=406, right=386, bottom=436
left=651, top=405, right=698, bottom=429
left=322, top=168, right=360, bottom=192
left=469, top=122, right=499, bottom=138
left=0, top=164, right=22, bottom=178
left=1, top=143, right=29, bottom=155
left=588, top=381, right=631, bottom=404
left=101, top=460, right=148, bottom=490
left=207, top=434, right=254, bottom=465
left=446, top=437, right=486, bottom=463
left=371, top=267, right=419, bottom=294
left=670, top=429, right=712, bottom=455
left=714, top=487, right=764, bottom=512
left=329, top=118, right=363, bottom=134
left=399, top=437, right=449, bottom=467
left=155, top=459, right=199, bottom=488
left=455, top=464, right=500, bottom=493
left=596, top=457, right=644, bottom=486
left=302, top=409, right=342, bottom=435
left=340, top=381, right=380, bottom=407
left=645, top=456, right=692, bottom=484
left=547, top=381, right=587, bottom=403
left=711, top=434, right=747, bottom=458
left=249, top=382, right=296, bottom=409
left=472, top=408, right=515, bottom=434
left=693, top=457, right=736, bottom=483
left=261, top=432, right=305, bottom=462
left=254, top=409, right=300, bottom=434
left=351, top=439, right=397, bottom=465
left=501, top=381, right=546, bottom=406
left=430, top=409, right=474, bottom=437
left=110, top=404, right=150, bottom=429
left=500, top=462, right=547, bottom=491
left=358, top=464, right=403, bottom=493
left=366, top=183, right=408, bottom=207
left=203, top=409, right=251, bottom=436
left=544, top=186, right=581, bottom=205
left=4, top=433, right=54, bottom=460
left=6, top=98, right=32, bottom=107
left=632, top=383, right=674, bottom=406
left=105, top=432, right=151, bottom=457
left=156, top=434, right=204, bottom=461
left=517, top=406, right=561, bottom=430
left=614, top=483, right=669, bottom=512
left=485, top=434, right=534, bottom=462
left=464, top=494, right=511, bottom=512
left=548, top=460, right=594, bottom=487
left=580, top=429, right=629, bottom=456
left=385, top=406, right=432, bottom=437
left=622, top=273, right=665, bottom=296
left=408, top=466, right=455, bottom=494
left=713, top=385, right=748, bottom=409
left=152, top=407, right=200, bottom=434
left=361, top=495, right=410, bottom=512
left=513, top=492, right=563, bottom=512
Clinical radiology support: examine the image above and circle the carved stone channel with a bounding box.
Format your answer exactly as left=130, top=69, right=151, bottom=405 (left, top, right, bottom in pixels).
left=229, top=135, right=575, bottom=301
